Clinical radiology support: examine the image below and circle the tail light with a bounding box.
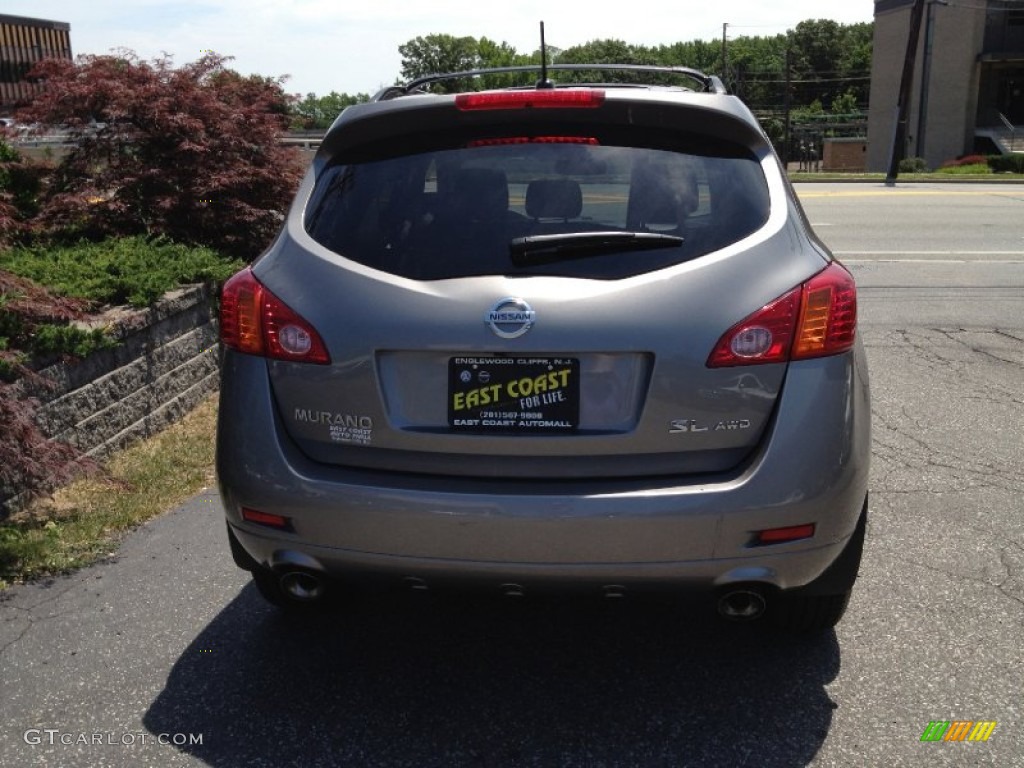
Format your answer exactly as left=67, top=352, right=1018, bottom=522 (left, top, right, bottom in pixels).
left=792, top=263, right=857, bottom=359
left=468, top=136, right=600, bottom=147
left=707, top=262, right=856, bottom=367
left=220, top=268, right=330, bottom=364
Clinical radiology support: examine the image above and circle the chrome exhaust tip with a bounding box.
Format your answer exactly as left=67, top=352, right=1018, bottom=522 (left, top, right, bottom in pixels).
left=717, top=589, right=767, bottom=621
left=279, top=571, right=325, bottom=602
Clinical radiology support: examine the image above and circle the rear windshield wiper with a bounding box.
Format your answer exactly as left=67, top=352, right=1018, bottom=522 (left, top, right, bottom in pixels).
left=509, top=231, right=684, bottom=267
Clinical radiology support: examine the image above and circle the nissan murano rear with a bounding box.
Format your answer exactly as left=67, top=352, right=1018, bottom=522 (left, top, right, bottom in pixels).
left=217, top=64, right=870, bottom=633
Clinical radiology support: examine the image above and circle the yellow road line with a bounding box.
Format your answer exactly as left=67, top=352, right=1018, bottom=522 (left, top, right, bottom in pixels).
left=797, top=188, right=1005, bottom=199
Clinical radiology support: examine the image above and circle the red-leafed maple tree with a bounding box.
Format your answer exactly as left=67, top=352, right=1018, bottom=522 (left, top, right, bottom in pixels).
left=16, top=51, right=304, bottom=259
left=0, top=137, right=36, bottom=246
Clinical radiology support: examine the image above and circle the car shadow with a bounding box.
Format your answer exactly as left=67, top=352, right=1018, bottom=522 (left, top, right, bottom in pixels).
left=144, top=585, right=840, bottom=767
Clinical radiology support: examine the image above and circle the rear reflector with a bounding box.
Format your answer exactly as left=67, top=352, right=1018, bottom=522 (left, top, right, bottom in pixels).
left=241, top=507, right=292, bottom=530
left=455, top=90, right=605, bottom=111
left=707, top=262, right=857, bottom=367
left=756, top=524, right=815, bottom=544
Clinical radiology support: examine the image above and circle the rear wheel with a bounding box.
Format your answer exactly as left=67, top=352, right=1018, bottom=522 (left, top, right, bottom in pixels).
left=771, top=591, right=852, bottom=633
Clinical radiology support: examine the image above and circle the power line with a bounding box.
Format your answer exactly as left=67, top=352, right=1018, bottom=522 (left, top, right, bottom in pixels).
left=740, top=76, right=872, bottom=84
left=938, top=0, right=1024, bottom=10
left=737, top=68, right=873, bottom=77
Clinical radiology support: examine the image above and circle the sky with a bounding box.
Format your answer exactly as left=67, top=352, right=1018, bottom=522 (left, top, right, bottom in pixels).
left=3, top=1, right=875, bottom=97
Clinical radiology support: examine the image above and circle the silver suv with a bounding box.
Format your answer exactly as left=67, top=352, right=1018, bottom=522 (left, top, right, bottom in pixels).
left=217, top=64, right=870, bottom=632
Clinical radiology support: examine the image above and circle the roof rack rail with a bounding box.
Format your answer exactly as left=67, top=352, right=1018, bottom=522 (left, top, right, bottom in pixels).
left=373, top=64, right=727, bottom=101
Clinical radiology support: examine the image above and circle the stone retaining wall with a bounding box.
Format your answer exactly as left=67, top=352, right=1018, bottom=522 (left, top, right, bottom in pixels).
left=2, top=284, right=218, bottom=515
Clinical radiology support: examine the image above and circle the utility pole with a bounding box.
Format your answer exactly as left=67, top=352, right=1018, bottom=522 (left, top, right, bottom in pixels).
left=784, top=45, right=792, bottom=167
left=886, top=0, right=927, bottom=185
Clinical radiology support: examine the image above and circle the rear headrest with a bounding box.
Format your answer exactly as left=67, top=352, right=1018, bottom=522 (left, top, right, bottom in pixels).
left=446, top=168, right=509, bottom=221
left=627, top=166, right=698, bottom=231
left=525, top=179, right=583, bottom=220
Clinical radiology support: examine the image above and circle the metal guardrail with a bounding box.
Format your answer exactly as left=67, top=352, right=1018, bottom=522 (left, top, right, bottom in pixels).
left=7, top=131, right=326, bottom=151
left=279, top=135, right=323, bottom=150
left=10, top=134, right=72, bottom=147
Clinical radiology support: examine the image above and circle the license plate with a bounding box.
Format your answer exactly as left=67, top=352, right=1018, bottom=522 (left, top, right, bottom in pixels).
left=448, top=357, right=579, bottom=433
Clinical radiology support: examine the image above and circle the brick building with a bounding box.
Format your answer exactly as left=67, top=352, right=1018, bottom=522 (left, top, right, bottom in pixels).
left=1, top=13, right=72, bottom=113
left=867, top=0, right=1024, bottom=171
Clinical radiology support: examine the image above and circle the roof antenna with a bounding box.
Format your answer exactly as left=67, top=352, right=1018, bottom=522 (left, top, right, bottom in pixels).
left=537, top=21, right=554, bottom=89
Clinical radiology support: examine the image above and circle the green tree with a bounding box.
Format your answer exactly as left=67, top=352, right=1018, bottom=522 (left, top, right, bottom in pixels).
left=477, top=37, right=524, bottom=69
left=831, top=90, right=861, bottom=117
left=553, top=39, right=668, bottom=84
left=399, top=34, right=480, bottom=91
left=476, top=37, right=535, bottom=89
left=394, top=21, right=872, bottom=109
left=726, top=34, right=788, bottom=108
left=557, top=39, right=648, bottom=65
left=790, top=19, right=843, bottom=79
left=792, top=98, right=826, bottom=122
left=787, top=20, right=872, bottom=109
left=398, top=34, right=534, bottom=91
left=290, top=91, right=369, bottom=130
left=653, top=40, right=722, bottom=74
left=838, top=22, right=874, bottom=107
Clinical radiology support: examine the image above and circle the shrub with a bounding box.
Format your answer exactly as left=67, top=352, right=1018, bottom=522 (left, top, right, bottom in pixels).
left=30, top=324, right=112, bottom=359
left=0, top=382, right=94, bottom=514
left=0, top=272, right=99, bottom=511
left=0, top=270, right=106, bottom=381
left=0, top=137, right=45, bottom=249
left=898, top=157, right=928, bottom=173
left=940, top=154, right=988, bottom=168
left=16, top=52, right=304, bottom=259
left=0, top=236, right=242, bottom=307
left=987, top=154, right=1024, bottom=174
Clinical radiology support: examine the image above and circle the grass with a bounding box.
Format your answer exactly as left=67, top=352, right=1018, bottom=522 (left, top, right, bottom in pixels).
left=0, top=394, right=218, bottom=590
left=936, top=163, right=992, bottom=175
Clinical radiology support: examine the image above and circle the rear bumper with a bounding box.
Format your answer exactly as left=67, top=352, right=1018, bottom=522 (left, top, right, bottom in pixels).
left=227, top=521, right=852, bottom=594
left=217, top=344, right=870, bottom=592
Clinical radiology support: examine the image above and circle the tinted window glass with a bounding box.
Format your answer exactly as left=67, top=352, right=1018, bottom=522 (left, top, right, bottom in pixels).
left=305, top=141, right=768, bottom=280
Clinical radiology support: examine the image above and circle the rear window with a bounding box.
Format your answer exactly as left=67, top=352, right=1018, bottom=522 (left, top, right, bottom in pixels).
left=305, top=135, right=769, bottom=280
